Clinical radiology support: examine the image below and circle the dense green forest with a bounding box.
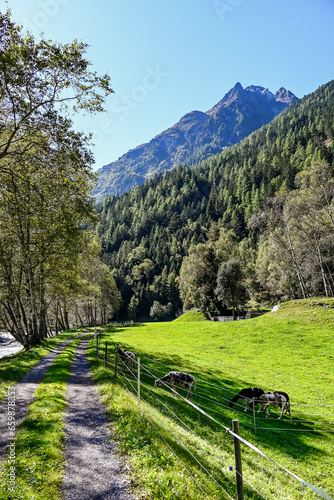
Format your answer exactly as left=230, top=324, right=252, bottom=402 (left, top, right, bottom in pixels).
left=97, top=80, right=334, bottom=319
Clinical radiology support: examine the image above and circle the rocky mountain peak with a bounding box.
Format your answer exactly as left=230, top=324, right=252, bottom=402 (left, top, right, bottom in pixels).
left=207, top=82, right=245, bottom=113
left=94, top=83, right=299, bottom=201
left=246, top=85, right=275, bottom=100
left=275, top=87, right=299, bottom=104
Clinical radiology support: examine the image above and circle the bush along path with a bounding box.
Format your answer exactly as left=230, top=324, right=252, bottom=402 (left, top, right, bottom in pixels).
left=61, top=335, right=134, bottom=500
left=0, top=332, right=91, bottom=463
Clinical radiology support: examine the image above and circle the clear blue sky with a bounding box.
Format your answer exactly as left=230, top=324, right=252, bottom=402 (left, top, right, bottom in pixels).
left=7, top=0, right=334, bottom=170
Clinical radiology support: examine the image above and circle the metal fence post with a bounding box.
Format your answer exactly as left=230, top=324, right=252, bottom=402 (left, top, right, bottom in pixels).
left=232, top=419, right=244, bottom=500
left=252, top=398, right=257, bottom=433
left=114, top=344, right=118, bottom=378
left=137, top=357, right=141, bottom=408
left=95, top=329, right=98, bottom=359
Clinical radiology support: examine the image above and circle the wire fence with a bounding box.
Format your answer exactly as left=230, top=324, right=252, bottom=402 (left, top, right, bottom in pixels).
left=138, top=353, right=334, bottom=432
left=93, top=334, right=334, bottom=500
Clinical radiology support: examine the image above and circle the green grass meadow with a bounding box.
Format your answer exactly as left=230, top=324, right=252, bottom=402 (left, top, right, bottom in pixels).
left=88, top=299, right=334, bottom=500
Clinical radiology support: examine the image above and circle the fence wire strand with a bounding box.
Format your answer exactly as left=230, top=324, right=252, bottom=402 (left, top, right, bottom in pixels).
left=116, top=364, right=227, bottom=500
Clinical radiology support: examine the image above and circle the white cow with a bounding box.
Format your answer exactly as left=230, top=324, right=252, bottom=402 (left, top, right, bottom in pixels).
left=257, top=392, right=291, bottom=419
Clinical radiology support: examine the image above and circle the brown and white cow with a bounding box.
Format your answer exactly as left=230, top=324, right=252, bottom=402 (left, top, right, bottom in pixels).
left=116, top=346, right=136, bottom=368
left=154, top=371, right=196, bottom=401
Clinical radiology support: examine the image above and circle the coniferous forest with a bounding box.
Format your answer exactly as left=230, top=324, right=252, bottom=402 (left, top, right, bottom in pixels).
left=97, top=80, right=334, bottom=320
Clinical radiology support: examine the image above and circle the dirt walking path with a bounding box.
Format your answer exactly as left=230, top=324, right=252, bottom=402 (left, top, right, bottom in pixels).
left=61, top=336, right=134, bottom=500
left=0, top=333, right=89, bottom=462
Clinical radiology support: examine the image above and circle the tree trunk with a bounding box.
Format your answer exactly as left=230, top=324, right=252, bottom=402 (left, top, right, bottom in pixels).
left=63, top=299, right=70, bottom=330
left=3, top=271, right=28, bottom=347
left=25, top=269, right=39, bottom=344
left=312, top=231, right=329, bottom=297
left=3, top=300, right=28, bottom=347
left=57, top=301, right=67, bottom=331
left=75, top=303, right=85, bottom=327
left=38, top=267, right=48, bottom=340
left=283, top=220, right=309, bottom=298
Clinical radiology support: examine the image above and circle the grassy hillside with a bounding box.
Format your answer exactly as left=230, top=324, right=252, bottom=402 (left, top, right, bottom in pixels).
left=88, top=299, right=334, bottom=499
left=173, top=310, right=208, bottom=322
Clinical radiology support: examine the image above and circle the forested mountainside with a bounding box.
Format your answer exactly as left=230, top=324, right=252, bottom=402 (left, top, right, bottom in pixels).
left=97, top=81, right=334, bottom=320
left=94, top=83, right=298, bottom=200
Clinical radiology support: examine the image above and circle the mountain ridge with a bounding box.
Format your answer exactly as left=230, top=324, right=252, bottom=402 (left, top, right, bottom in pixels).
left=94, top=83, right=298, bottom=201
left=96, top=79, right=334, bottom=318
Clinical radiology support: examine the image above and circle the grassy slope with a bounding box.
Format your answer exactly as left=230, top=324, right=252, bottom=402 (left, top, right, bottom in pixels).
left=88, top=299, right=334, bottom=500
left=0, top=330, right=90, bottom=403
left=114, top=299, right=333, bottom=399
left=173, top=310, right=208, bottom=322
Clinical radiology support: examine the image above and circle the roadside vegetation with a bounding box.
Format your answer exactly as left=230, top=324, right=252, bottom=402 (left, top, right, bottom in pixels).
left=0, top=330, right=89, bottom=403
left=0, top=335, right=89, bottom=500
left=88, top=299, right=334, bottom=499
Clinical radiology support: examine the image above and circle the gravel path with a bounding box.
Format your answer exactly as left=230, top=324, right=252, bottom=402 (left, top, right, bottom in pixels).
left=0, top=333, right=89, bottom=462
left=61, top=336, right=134, bottom=500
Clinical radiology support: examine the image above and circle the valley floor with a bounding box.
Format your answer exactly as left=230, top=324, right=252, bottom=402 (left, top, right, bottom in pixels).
left=0, top=300, right=333, bottom=500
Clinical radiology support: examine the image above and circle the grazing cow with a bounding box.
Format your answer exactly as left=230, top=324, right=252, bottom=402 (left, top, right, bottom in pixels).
left=272, top=391, right=291, bottom=419
left=274, top=390, right=290, bottom=403
left=123, top=351, right=135, bottom=367
left=154, top=371, right=196, bottom=401
left=116, top=346, right=136, bottom=368
left=229, top=388, right=265, bottom=411
left=257, top=392, right=291, bottom=419
left=250, top=390, right=292, bottom=418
